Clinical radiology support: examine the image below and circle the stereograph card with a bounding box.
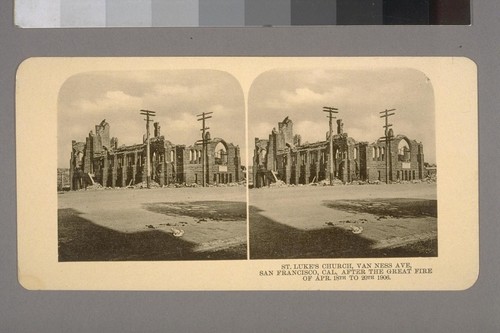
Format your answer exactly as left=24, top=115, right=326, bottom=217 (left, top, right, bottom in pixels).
left=16, top=57, right=478, bottom=290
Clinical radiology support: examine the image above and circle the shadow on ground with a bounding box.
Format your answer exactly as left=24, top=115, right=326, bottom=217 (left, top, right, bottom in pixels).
left=58, top=208, right=246, bottom=261
left=142, top=201, right=246, bottom=221
left=323, top=198, right=437, bottom=218
left=249, top=205, right=437, bottom=259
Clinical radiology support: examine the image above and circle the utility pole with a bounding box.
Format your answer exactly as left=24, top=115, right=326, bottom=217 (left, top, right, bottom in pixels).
left=323, top=106, right=339, bottom=185
left=196, top=111, right=213, bottom=187
left=379, top=109, right=396, bottom=184
left=140, top=109, right=156, bottom=188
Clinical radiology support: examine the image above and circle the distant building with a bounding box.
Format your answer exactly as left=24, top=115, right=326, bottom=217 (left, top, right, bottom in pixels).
left=253, top=117, right=425, bottom=187
left=57, top=168, right=70, bottom=191
left=69, top=119, right=242, bottom=190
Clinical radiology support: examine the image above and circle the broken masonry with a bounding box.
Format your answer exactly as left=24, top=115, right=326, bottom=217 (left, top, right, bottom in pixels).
left=69, top=119, right=242, bottom=190
left=253, top=117, right=425, bottom=188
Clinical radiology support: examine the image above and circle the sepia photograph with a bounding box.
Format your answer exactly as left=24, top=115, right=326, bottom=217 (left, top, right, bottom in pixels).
left=248, top=68, right=437, bottom=259
left=57, top=69, right=247, bottom=261
left=16, top=57, right=477, bottom=290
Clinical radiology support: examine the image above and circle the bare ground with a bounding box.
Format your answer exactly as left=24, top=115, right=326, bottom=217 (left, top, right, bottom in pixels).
left=58, top=187, right=247, bottom=261
left=249, top=183, right=437, bottom=259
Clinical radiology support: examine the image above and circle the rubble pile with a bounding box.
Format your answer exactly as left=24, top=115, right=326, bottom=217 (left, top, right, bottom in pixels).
left=270, top=180, right=287, bottom=187
left=132, top=180, right=161, bottom=189
left=425, top=175, right=437, bottom=183
left=78, top=183, right=103, bottom=190
left=349, top=180, right=367, bottom=185
left=315, top=179, right=344, bottom=186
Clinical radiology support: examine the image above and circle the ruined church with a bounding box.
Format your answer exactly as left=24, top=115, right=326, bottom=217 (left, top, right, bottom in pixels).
left=69, top=119, right=242, bottom=190
left=253, top=117, right=425, bottom=188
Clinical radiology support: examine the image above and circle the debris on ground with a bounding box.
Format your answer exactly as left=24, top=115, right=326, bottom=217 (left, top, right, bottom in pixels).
left=425, top=175, right=437, bottom=183
left=376, top=215, right=394, bottom=220
left=312, top=178, right=345, bottom=186
left=325, top=218, right=368, bottom=227
left=145, top=224, right=155, bottom=229
left=270, top=180, right=286, bottom=187
left=78, top=183, right=104, bottom=191
left=171, top=228, right=185, bottom=237
left=350, top=226, right=363, bottom=234
left=132, top=181, right=161, bottom=189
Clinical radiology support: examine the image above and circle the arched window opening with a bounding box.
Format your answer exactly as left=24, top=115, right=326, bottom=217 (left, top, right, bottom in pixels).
left=398, top=140, right=411, bottom=162
left=215, top=142, right=228, bottom=165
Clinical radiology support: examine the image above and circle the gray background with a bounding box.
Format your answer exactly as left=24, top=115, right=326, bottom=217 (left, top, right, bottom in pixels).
left=1, top=0, right=499, bottom=332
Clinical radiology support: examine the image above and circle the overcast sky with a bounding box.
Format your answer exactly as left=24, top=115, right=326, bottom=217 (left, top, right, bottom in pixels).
left=248, top=68, right=436, bottom=164
left=58, top=70, right=245, bottom=168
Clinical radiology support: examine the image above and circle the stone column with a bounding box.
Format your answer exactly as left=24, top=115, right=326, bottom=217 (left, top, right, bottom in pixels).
left=342, top=148, right=348, bottom=183
left=132, top=151, right=138, bottom=185
left=294, top=152, right=300, bottom=185
left=111, top=154, right=117, bottom=188
left=346, top=147, right=350, bottom=183
left=159, top=158, right=165, bottom=186
left=315, top=149, right=320, bottom=182
left=285, top=150, right=292, bottom=184
left=305, top=151, right=311, bottom=183
left=122, top=153, right=128, bottom=187
left=102, top=154, right=108, bottom=187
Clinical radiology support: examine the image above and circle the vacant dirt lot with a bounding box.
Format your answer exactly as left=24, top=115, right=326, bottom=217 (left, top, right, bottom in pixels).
left=58, top=187, right=246, bottom=261
left=249, top=183, right=437, bottom=259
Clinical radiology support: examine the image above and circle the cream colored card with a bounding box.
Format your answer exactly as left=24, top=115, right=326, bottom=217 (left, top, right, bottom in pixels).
left=17, top=57, right=478, bottom=290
